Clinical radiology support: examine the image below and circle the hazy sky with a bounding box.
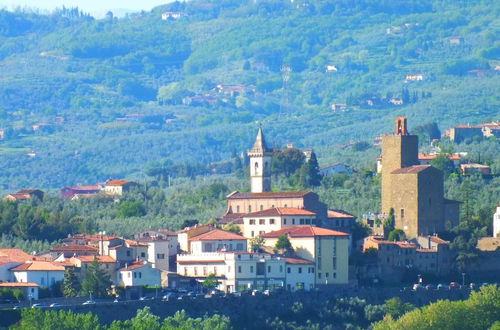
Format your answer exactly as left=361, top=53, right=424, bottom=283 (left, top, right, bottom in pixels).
left=0, top=0, right=170, bottom=16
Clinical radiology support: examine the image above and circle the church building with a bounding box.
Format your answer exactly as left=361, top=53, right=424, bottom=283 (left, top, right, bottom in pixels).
left=381, top=117, right=460, bottom=238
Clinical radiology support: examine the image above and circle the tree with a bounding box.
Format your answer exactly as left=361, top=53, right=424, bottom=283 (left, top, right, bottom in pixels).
left=388, top=229, right=406, bottom=242
left=383, top=297, right=415, bottom=319
left=202, top=273, right=219, bottom=291
left=430, top=153, right=455, bottom=177
left=81, top=259, right=112, bottom=298
left=63, top=267, right=81, bottom=297
left=222, top=222, right=242, bottom=235
left=274, top=235, right=292, bottom=253
left=249, top=235, right=265, bottom=252
left=383, top=208, right=395, bottom=238
left=294, top=151, right=322, bottom=188
left=116, top=201, right=145, bottom=218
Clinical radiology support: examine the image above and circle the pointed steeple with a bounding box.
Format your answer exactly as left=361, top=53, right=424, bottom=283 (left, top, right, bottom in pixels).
left=250, top=127, right=270, bottom=153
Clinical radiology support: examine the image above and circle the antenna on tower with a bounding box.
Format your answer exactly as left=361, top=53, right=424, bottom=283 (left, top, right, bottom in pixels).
left=280, top=64, right=292, bottom=118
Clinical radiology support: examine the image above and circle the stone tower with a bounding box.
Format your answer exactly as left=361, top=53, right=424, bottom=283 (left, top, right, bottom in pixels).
left=381, top=116, right=419, bottom=214
left=248, top=127, right=272, bottom=193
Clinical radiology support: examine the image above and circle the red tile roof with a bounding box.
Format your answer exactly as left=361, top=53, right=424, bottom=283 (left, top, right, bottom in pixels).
left=244, top=207, right=316, bottom=217
left=51, top=244, right=98, bottom=252
left=327, top=209, right=356, bottom=219
left=72, top=256, right=116, bottom=263
left=0, top=282, right=39, bottom=287
left=227, top=191, right=311, bottom=199
left=190, top=229, right=246, bottom=241
left=429, top=236, right=449, bottom=245
left=284, top=257, right=314, bottom=265
left=124, top=239, right=148, bottom=247
left=0, top=249, right=33, bottom=263
left=391, top=165, right=432, bottom=174
left=11, top=261, right=65, bottom=271
left=261, top=226, right=349, bottom=238
left=106, top=179, right=131, bottom=186
left=119, top=261, right=147, bottom=271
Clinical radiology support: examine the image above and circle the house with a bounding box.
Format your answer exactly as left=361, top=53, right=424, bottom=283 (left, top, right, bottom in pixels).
left=319, top=163, right=353, bottom=176
left=447, top=122, right=500, bottom=142
left=4, top=189, right=44, bottom=202
left=182, top=95, right=217, bottom=106
left=326, top=65, right=338, bottom=72
left=460, top=163, right=491, bottom=175
left=261, top=226, right=350, bottom=286
left=214, top=84, right=256, bottom=97
left=177, top=224, right=214, bottom=253
left=0, top=282, right=39, bottom=300
left=331, top=104, right=347, bottom=112
left=69, top=255, right=118, bottom=283
left=118, top=260, right=161, bottom=287
left=449, top=36, right=464, bottom=45
left=417, top=153, right=463, bottom=167
left=405, top=73, right=424, bottom=81
left=31, top=123, right=53, bottom=132
left=41, top=244, right=99, bottom=259
left=102, top=179, right=135, bottom=196
left=241, top=207, right=317, bottom=239
left=60, top=185, right=101, bottom=198
left=161, top=11, right=186, bottom=20
left=283, top=257, right=316, bottom=291
left=10, top=261, right=65, bottom=288
left=135, top=232, right=179, bottom=271
left=0, top=249, right=35, bottom=282
left=324, top=209, right=356, bottom=231
left=177, top=252, right=287, bottom=293
left=389, top=98, right=403, bottom=106
left=189, top=229, right=247, bottom=253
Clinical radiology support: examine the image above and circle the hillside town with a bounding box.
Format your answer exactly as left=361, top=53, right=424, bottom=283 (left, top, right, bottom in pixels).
left=0, top=117, right=498, bottom=304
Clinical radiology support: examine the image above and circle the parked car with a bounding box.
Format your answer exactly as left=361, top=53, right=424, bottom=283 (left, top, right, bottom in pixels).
left=469, top=283, right=477, bottom=290
left=162, top=292, right=177, bottom=301
left=82, top=300, right=96, bottom=305
left=231, top=291, right=242, bottom=297
left=49, top=303, right=63, bottom=308
left=425, top=284, right=436, bottom=291
left=412, top=284, right=424, bottom=291
left=263, top=290, right=271, bottom=296
left=31, top=303, right=44, bottom=308
left=450, top=282, right=460, bottom=289
left=437, top=284, right=449, bottom=290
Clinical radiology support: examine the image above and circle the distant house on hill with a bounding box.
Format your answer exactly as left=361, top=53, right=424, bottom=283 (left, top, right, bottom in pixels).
left=161, top=11, right=186, bottom=20
left=103, top=179, right=136, bottom=196
left=447, top=122, right=500, bottom=142
left=460, top=163, right=491, bottom=175
left=319, top=163, right=353, bottom=176
left=60, top=185, right=101, bottom=198
left=449, top=36, right=464, bottom=45
left=405, top=73, right=424, bottom=81
left=4, top=189, right=44, bottom=202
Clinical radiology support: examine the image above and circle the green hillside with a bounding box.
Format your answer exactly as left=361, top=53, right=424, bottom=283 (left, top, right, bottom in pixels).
left=0, top=0, right=498, bottom=188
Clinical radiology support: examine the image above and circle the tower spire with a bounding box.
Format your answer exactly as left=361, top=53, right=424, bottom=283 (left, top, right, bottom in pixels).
left=251, top=127, right=270, bottom=153
left=248, top=127, right=272, bottom=193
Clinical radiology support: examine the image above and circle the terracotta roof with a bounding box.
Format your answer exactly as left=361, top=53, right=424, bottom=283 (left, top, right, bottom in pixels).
left=190, top=229, right=246, bottom=241
left=106, top=179, right=131, bottom=186
left=429, top=236, right=449, bottom=245
left=366, top=237, right=416, bottom=248
left=284, top=257, right=314, bottom=265
left=0, top=249, right=33, bottom=263
left=261, top=226, right=349, bottom=238
left=5, top=193, right=31, bottom=200
left=0, top=282, right=39, bottom=287
left=16, top=189, right=42, bottom=194
left=124, top=239, right=148, bottom=247
left=391, top=165, right=432, bottom=174
left=244, top=207, right=316, bottom=217
left=227, top=191, right=311, bottom=199
left=327, top=209, right=356, bottom=219
left=119, top=261, right=147, bottom=271
left=11, top=261, right=65, bottom=271
left=51, top=244, right=98, bottom=252
left=72, top=256, right=116, bottom=263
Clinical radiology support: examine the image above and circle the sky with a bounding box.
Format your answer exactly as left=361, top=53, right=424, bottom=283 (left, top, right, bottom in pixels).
left=0, top=0, right=170, bottom=17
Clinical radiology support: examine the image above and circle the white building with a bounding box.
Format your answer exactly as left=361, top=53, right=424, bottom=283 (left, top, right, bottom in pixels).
left=10, top=261, right=65, bottom=288
left=494, top=206, right=500, bottom=238
left=0, top=282, right=39, bottom=300
left=284, top=257, right=315, bottom=291
left=118, top=261, right=161, bottom=287
left=242, top=207, right=317, bottom=238
left=189, top=229, right=247, bottom=253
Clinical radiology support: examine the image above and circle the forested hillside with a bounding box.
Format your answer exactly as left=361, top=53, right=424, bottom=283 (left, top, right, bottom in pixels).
left=0, top=0, right=498, bottom=188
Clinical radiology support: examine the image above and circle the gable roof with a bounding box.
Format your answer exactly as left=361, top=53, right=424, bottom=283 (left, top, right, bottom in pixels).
left=284, top=257, right=314, bottom=265
left=71, top=255, right=116, bottom=263
left=0, top=248, right=33, bottom=263
left=190, top=229, right=246, bottom=241
left=119, top=261, right=148, bottom=271
left=327, top=209, right=356, bottom=219
left=261, top=226, right=349, bottom=238
left=227, top=191, right=312, bottom=200
left=51, top=244, right=98, bottom=252
left=11, top=261, right=65, bottom=272
left=391, top=165, right=432, bottom=174
left=106, top=179, right=132, bottom=186
left=244, top=207, right=316, bottom=217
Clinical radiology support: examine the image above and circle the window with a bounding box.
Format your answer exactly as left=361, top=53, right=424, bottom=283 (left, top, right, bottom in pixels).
left=280, top=265, right=283, bottom=272
left=292, top=219, right=296, bottom=225
left=249, top=219, right=256, bottom=225
left=157, top=253, right=165, bottom=259
left=194, top=267, right=198, bottom=275
left=300, top=219, right=304, bottom=224
left=326, top=272, right=329, bottom=278
left=184, top=267, right=187, bottom=276
left=134, top=272, right=137, bottom=278
left=260, top=205, right=264, bottom=211
left=139, top=272, right=142, bottom=279
left=254, top=162, right=259, bottom=173
left=106, top=264, right=109, bottom=269
left=318, top=257, right=322, bottom=269
left=256, top=263, right=265, bottom=275
left=311, top=267, right=315, bottom=273
left=400, top=208, right=405, bottom=218
left=332, top=257, right=337, bottom=270
left=318, top=273, right=322, bottom=279
left=259, top=219, right=265, bottom=225
left=251, top=231, right=255, bottom=237
left=267, top=266, right=271, bottom=273
left=259, top=231, right=265, bottom=235
left=333, top=272, right=336, bottom=279
left=126, top=250, right=131, bottom=257
left=141, top=252, right=146, bottom=258
left=250, top=266, right=254, bottom=273
left=336, top=220, right=339, bottom=227
left=305, top=219, right=310, bottom=224
left=237, top=206, right=240, bottom=213
left=248, top=205, right=252, bottom=212
left=270, top=219, right=275, bottom=225
left=287, top=267, right=291, bottom=274
left=284, top=219, right=287, bottom=225
left=203, top=267, right=207, bottom=275
left=238, top=266, right=242, bottom=273
left=298, top=267, right=302, bottom=274
left=284, top=204, right=288, bottom=207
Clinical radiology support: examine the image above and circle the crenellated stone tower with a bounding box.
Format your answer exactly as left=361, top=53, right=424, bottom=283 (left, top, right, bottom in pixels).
left=248, top=127, right=272, bottom=193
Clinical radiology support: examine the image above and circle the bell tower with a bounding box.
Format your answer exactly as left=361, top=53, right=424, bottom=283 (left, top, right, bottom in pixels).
left=248, top=127, right=272, bottom=193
